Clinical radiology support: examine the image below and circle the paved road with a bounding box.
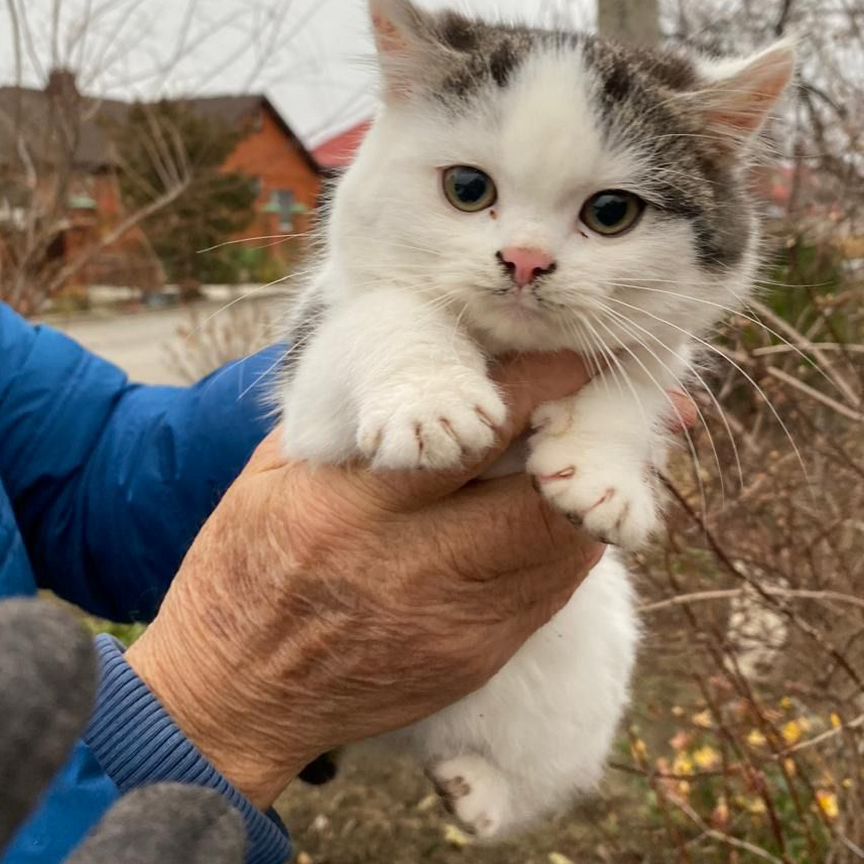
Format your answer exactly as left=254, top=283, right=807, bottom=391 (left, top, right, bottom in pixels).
left=52, top=305, right=198, bottom=385
left=50, top=299, right=264, bottom=386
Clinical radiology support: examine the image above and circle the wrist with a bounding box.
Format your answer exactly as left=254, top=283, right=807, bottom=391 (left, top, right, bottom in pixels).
left=87, top=636, right=294, bottom=864
left=125, top=603, right=309, bottom=810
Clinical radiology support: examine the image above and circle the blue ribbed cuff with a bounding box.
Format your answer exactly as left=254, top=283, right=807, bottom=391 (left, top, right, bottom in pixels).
left=84, top=635, right=292, bottom=864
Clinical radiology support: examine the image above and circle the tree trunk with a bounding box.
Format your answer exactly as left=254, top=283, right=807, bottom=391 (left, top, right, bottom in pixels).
left=597, top=0, right=661, bottom=46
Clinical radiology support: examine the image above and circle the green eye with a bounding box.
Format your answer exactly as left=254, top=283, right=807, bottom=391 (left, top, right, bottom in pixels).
left=581, top=190, right=645, bottom=236
left=442, top=166, right=497, bottom=212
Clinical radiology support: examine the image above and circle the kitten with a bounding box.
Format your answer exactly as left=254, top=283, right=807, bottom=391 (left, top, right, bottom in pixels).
left=279, top=0, right=794, bottom=838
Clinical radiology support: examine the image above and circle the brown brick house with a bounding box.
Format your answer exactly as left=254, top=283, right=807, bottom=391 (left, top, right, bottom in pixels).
left=0, top=71, right=321, bottom=296
left=191, top=95, right=322, bottom=260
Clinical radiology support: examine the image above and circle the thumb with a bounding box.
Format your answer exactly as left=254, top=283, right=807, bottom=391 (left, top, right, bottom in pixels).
left=484, top=351, right=596, bottom=467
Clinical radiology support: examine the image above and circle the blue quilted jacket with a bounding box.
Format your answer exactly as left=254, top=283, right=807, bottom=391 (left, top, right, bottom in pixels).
left=0, top=302, right=291, bottom=864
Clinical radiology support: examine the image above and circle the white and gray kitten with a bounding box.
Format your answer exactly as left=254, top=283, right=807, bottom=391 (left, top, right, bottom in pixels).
left=279, top=0, right=794, bottom=839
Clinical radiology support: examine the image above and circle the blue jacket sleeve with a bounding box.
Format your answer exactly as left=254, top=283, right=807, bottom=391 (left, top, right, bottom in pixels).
left=0, top=303, right=282, bottom=621
left=1, top=303, right=292, bottom=863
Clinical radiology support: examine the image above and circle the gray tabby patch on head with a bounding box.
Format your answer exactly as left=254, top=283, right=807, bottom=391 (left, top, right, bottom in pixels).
left=580, top=35, right=753, bottom=270
left=434, top=16, right=557, bottom=98
left=370, top=0, right=556, bottom=101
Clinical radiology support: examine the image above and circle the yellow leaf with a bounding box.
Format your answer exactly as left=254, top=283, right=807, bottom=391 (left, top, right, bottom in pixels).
left=780, top=696, right=793, bottom=711
left=816, top=790, right=839, bottom=821
left=747, top=729, right=767, bottom=748
left=693, top=746, right=721, bottom=770
left=416, top=794, right=439, bottom=813
left=444, top=825, right=473, bottom=848
left=631, top=738, right=648, bottom=762
left=549, top=854, right=576, bottom=864
left=831, top=713, right=843, bottom=730
left=692, top=710, right=713, bottom=729
left=782, top=720, right=803, bottom=745
left=745, top=797, right=767, bottom=816
left=673, top=753, right=695, bottom=776
left=783, top=758, right=797, bottom=777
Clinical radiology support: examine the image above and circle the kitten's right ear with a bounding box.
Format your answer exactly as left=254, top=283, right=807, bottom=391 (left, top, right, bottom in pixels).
left=368, top=0, right=443, bottom=99
left=693, top=40, right=797, bottom=151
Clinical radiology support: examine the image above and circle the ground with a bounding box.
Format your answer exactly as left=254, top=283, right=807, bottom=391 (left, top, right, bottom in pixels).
left=277, top=748, right=634, bottom=864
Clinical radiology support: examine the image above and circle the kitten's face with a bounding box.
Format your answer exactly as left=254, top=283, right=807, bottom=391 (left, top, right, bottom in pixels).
left=333, top=1, right=794, bottom=353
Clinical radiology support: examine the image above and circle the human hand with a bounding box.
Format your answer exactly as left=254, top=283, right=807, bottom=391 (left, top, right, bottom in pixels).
left=126, top=352, right=605, bottom=811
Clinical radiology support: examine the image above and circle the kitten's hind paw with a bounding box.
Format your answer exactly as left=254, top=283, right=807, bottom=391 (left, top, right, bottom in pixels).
left=427, top=754, right=513, bottom=839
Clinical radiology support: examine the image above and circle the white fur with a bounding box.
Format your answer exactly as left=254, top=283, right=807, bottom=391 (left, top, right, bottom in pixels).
left=404, top=552, right=637, bottom=836
left=280, top=17, right=788, bottom=837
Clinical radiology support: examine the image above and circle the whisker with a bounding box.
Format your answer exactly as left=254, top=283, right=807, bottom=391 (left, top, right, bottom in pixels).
left=197, top=232, right=313, bottom=254
left=597, top=303, right=737, bottom=498
left=584, top=312, right=653, bottom=423
left=605, top=280, right=853, bottom=403
left=587, top=311, right=710, bottom=522
left=577, top=315, right=629, bottom=403
left=603, top=294, right=810, bottom=487
left=600, top=303, right=745, bottom=490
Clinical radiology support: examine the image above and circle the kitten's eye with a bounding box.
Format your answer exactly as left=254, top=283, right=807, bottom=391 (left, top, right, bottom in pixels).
left=442, top=166, right=497, bottom=213
left=581, top=190, right=645, bottom=236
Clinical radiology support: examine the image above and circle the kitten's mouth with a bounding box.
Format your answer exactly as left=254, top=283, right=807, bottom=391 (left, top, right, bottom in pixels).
left=491, top=289, right=547, bottom=320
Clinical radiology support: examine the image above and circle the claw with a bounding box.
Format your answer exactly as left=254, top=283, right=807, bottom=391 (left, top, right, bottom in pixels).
left=538, top=467, right=576, bottom=484
left=586, top=487, right=616, bottom=515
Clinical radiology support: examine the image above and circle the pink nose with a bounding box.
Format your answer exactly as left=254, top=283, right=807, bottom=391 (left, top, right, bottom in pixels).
left=497, top=247, right=557, bottom=288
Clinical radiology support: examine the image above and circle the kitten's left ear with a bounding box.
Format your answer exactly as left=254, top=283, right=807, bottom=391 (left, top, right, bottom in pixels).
left=368, top=0, right=449, bottom=100
left=694, top=40, right=797, bottom=149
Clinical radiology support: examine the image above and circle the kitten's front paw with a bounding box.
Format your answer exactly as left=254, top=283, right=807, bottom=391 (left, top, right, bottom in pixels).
left=428, top=754, right=512, bottom=839
left=358, top=374, right=506, bottom=471
left=528, top=409, right=661, bottom=549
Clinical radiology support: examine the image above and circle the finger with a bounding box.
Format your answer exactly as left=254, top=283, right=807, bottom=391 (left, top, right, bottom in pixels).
left=434, top=473, right=605, bottom=589
left=354, top=352, right=594, bottom=511
left=490, top=351, right=595, bottom=452
left=459, top=476, right=607, bottom=646
left=246, top=427, right=290, bottom=473
left=665, top=390, right=699, bottom=434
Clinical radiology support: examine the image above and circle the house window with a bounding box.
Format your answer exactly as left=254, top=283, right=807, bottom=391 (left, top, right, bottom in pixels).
left=273, top=190, right=296, bottom=232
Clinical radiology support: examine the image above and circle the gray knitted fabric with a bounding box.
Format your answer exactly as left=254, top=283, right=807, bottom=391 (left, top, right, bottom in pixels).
left=0, top=599, right=246, bottom=863
left=0, top=599, right=97, bottom=848
left=68, top=785, right=246, bottom=864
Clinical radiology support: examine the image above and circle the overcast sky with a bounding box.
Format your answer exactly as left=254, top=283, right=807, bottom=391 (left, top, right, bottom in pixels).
left=0, top=0, right=594, bottom=147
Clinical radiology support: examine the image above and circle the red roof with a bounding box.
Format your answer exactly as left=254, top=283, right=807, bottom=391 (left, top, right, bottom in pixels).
left=313, top=120, right=372, bottom=170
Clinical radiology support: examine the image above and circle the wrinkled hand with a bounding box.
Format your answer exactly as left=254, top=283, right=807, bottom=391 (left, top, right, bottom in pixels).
left=126, top=354, right=606, bottom=811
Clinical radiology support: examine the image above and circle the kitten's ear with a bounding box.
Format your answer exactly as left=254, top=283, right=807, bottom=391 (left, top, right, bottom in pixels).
left=368, top=0, right=447, bottom=99
left=694, top=40, right=796, bottom=149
